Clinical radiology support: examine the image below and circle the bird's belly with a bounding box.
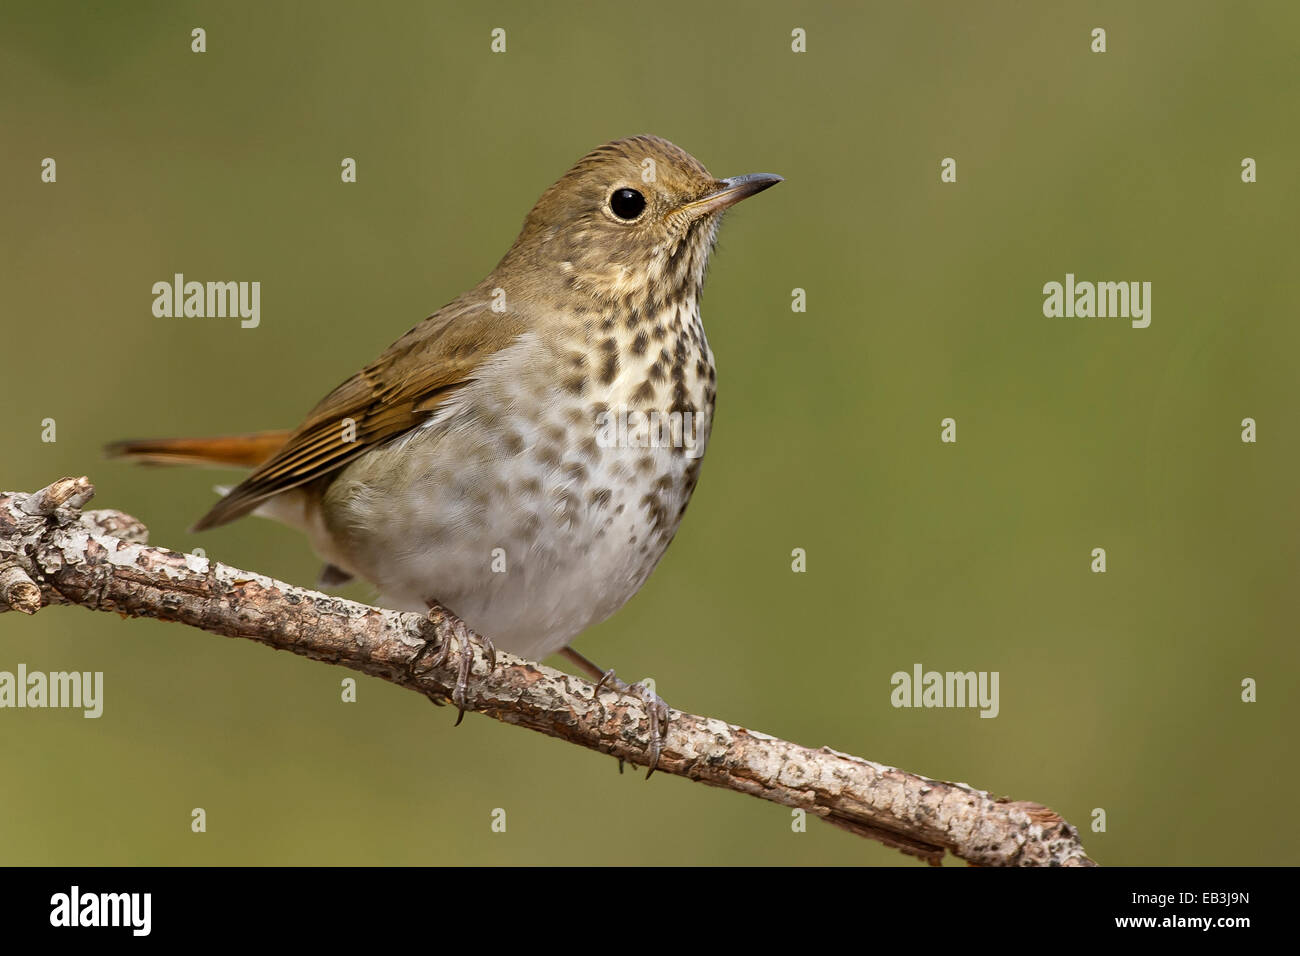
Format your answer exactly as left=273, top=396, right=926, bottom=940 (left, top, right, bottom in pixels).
left=317, top=378, right=710, bottom=662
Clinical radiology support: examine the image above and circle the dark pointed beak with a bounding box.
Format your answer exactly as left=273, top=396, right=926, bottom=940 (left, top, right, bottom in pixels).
left=681, top=173, right=783, bottom=217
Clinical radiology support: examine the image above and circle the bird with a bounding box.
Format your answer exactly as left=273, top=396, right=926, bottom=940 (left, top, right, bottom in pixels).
left=107, top=135, right=781, bottom=768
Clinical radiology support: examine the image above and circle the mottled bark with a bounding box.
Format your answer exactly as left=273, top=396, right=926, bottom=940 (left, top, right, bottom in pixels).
left=1, top=477, right=1095, bottom=866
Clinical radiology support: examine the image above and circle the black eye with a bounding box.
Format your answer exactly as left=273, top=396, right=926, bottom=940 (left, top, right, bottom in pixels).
left=609, top=188, right=646, bottom=220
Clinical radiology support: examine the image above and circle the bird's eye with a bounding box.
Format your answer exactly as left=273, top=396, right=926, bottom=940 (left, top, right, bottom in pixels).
left=609, top=188, right=646, bottom=220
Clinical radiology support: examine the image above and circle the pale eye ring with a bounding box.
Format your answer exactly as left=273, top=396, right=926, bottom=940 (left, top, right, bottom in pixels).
left=609, top=188, right=646, bottom=220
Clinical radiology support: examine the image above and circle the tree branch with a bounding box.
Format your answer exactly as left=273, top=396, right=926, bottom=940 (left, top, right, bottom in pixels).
left=1, top=476, right=1095, bottom=866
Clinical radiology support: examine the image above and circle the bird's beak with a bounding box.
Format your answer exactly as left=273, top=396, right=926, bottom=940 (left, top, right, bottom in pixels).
left=680, top=173, right=783, bottom=218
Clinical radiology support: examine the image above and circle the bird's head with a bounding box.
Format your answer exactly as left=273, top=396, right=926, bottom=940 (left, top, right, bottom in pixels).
left=502, top=135, right=781, bottom=311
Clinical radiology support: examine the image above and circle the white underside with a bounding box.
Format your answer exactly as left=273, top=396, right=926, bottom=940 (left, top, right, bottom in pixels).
left=255, top=320, right=712, bottom=662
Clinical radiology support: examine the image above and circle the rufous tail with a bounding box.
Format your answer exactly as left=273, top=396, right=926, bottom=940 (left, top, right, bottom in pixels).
left=104, top=431, right=291, bottom=468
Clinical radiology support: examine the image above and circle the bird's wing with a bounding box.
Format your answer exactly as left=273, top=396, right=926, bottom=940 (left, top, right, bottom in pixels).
left=192, top=297, right=530, bottom=530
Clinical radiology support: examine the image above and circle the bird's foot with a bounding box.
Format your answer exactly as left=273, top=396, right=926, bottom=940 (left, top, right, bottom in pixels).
left=597, top=670, right=671, bottom=777
left=425, top=601, right=496, bottom=725
left=559, top=646, right=669, bottom=778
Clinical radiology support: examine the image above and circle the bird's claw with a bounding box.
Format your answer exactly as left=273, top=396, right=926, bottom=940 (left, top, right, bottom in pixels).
left=593, top=669, right=670, bottom=778
left=426, top=603, right=496, bottom=724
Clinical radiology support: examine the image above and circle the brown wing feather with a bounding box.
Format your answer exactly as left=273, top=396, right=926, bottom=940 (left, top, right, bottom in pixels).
left=192, top=297, right=529, bottom=531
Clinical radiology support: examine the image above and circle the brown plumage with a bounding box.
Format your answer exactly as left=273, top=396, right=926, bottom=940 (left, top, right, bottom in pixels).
left=108, top=136, right=781, bottom=677
left=187, top=301, right=528, bottom=530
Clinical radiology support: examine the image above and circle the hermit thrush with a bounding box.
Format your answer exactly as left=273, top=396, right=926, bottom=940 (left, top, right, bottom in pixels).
left=108, top=135, right=781, bottom=767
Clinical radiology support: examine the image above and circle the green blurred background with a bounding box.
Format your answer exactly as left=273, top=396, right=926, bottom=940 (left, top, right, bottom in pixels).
left=2, top=1, right=1296, bottom=865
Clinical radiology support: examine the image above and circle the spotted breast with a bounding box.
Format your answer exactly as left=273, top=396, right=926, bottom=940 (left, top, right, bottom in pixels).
left=312, top=294, right=715, bottom=662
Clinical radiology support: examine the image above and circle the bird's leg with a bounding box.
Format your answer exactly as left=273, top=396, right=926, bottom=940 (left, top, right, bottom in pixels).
left=560, top=646, right=670, bottom=778
left=559, top=646, right=607, bottom=681
left=425, top=599, right=496, bottom=725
